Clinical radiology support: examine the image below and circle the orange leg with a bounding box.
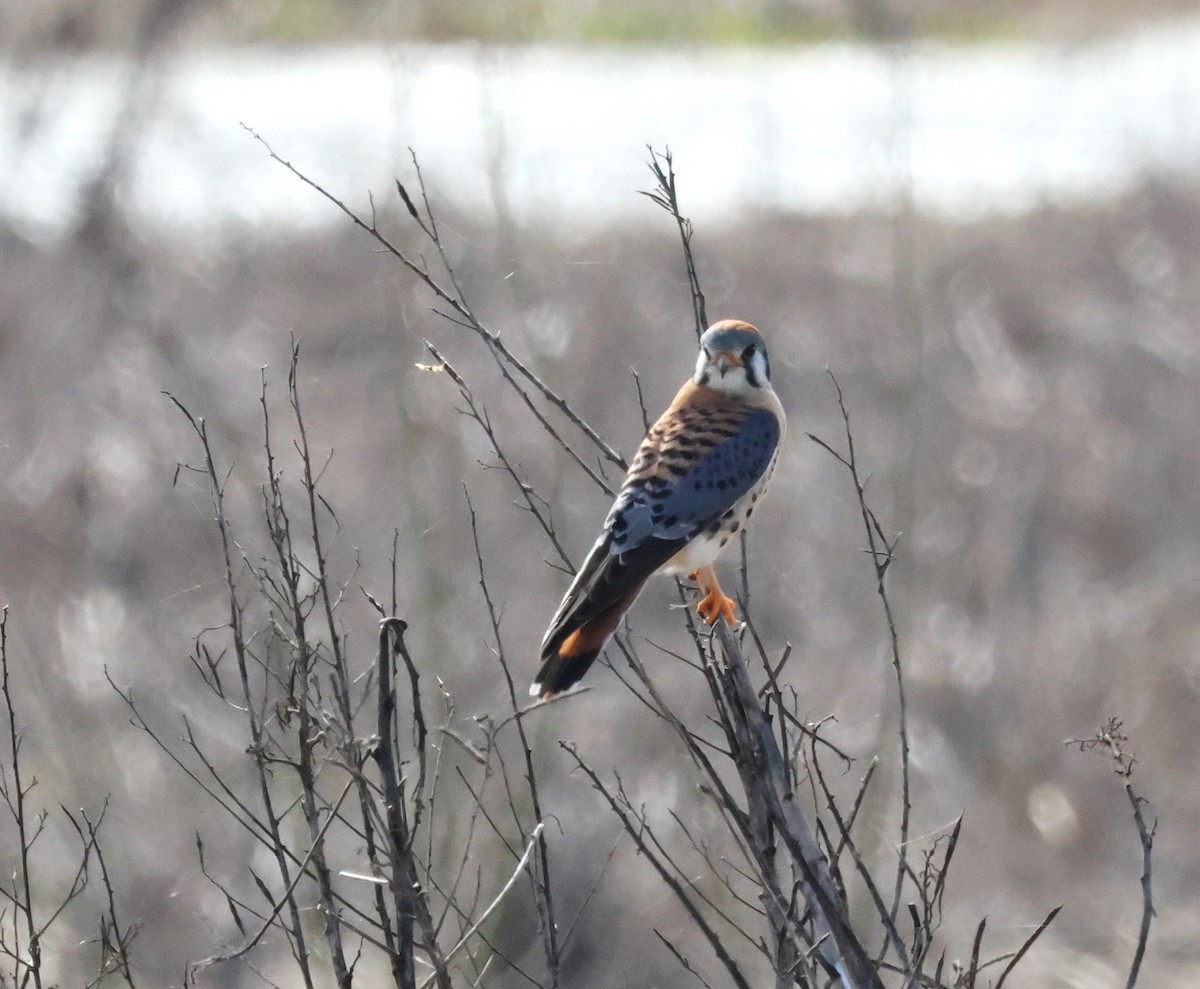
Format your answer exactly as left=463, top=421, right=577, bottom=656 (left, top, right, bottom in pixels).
left=689, top=565, right=739, bottom=627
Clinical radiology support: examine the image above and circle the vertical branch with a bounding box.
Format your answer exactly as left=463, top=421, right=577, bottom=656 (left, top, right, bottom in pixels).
left=712, top=622, right=884, bottom=989
left=736, top=706, right=804, bottom=989
left=258, top=365, right=352, bottom=987
left=286, top=338, right=350, bottom=695
left=167, top=394, right=316, bottom=988
left=1124, top=782, right=1155, bottom=989
left=642, top=145, right=708, bottom=339
left=343, top=601, right=399, bottom=966
left=0, top=614, right=115, bottom=988
left=807, top=372, right=911, bottom=934
left=1067, top=719, right=1155, bottom=989
left=67, top=802, right=138, bottom=988
left=0, top=606, right=41, bottom=989
left=809, top=739, right=908, bottom=967
left=374, top=618, right=416, bottom=989
left=373, top=619, right=452, bottom=989
left=464, top=489, right=560, bottom=985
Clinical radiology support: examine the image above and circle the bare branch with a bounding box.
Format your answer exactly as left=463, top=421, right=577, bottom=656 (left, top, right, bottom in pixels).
left=561, top=742, right=755, bottom=989
left=642, top=145, right=708, bottom=338
left=1067, top=719, right=1156, bottom=989
left=417, top=823, right=546, bottom=989
left=243, top=126, right=626, bottom=471
left=189, top=776, right=355, bottom=976
left=712, top=621, right=883, bottom=989
left=1124, top=786, right=1156, bottom=989
left=993, top=905, right=1063, bottom=989
left=464, top=487, right=561, bottom=983
left=807, top=370, right=911, bottom=936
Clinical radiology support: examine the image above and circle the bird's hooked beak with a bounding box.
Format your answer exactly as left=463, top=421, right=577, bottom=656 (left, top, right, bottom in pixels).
left=713, top=350, right=742, bottom=377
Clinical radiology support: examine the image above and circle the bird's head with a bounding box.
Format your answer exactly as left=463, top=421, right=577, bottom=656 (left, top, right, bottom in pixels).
left=693, top=319, right=772, bottom=396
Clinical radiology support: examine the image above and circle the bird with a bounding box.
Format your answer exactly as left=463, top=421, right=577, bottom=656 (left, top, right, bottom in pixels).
left=532, top=319, right=785, bottom=700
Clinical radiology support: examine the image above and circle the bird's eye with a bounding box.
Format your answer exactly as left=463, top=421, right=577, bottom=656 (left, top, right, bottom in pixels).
left=742, top=345, right=756, bottom=361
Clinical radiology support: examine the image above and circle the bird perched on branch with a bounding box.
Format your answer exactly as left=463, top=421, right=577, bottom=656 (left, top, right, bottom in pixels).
left=532, top=319, right=785, bottom=700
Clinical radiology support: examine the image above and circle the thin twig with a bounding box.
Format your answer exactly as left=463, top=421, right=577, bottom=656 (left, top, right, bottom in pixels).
left=807, top=370, right=911, bottom=943
left=261, top=356, right=352, bottom=987
left=1067, top=720, right=1156, bottom=989
left=243, top=126, right=626, bottom=471
left=562, top=743, right=755, bottom=989
left=189, top=776, right=355, bottom=975
left=417, top=824, right=546, bottom=989
left=0, top=607, right=42, bottom=989
left=1124, top=784, right=1155, bottom=989
left=642, top=145, right=708, bottom=338
left=167, top=392, right=317, bottom=987
left=464, top=488, right=560, bottom=984
left=810, top=737, right=909, bottom=969
left=426, top=344, right=575, bottom=572
left=993, top=905, right=1062, bottom=989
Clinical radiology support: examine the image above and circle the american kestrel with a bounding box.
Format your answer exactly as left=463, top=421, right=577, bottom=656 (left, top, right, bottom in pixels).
left=532, top=319, right=785, bottom=699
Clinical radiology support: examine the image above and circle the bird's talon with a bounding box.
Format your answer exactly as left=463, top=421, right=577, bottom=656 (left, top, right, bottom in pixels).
left=696, top=590, right=739, bottom=627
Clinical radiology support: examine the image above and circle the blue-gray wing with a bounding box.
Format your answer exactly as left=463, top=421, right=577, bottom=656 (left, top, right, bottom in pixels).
left=606, top=405, right=780, bottom=558
left=537, top=399, right=780, bottom=684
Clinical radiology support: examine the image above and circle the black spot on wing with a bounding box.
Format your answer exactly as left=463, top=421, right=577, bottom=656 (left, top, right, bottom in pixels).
left=608, top=408, right=779, bottom=551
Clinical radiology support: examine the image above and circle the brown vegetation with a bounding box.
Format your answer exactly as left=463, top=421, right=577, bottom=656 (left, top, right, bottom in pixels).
left=0, top=102, right=1197, bottom=981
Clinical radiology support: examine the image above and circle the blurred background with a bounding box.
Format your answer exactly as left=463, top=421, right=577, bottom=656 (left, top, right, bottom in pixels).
left=2, top=0, right=1200, bottom=985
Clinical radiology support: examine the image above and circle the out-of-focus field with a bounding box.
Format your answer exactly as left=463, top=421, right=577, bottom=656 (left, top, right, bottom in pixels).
left=3, top=3, right=1200, bottom=987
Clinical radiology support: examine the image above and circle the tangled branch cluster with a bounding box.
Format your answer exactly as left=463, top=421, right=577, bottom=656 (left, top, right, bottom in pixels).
left=0, top=144, right=1159, bottom=988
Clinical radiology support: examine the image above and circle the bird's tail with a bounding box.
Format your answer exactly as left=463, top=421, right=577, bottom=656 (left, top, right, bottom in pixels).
left=531, top=587, right=640, bottom=700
